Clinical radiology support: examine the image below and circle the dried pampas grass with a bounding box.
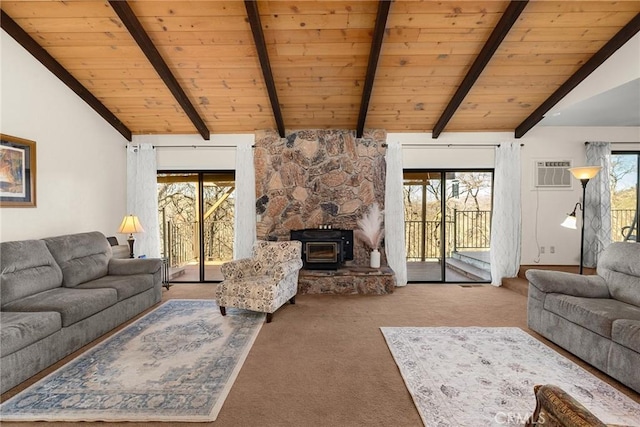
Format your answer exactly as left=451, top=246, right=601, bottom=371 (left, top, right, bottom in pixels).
left=355, top=203, right=384, bottom=250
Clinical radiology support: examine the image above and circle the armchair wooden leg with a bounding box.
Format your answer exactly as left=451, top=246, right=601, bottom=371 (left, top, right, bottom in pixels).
left=220, top=306, right=226, bottom=316
left=266, top=312, right=273, bottom=323
left=289, top=296, right=296, bottom=304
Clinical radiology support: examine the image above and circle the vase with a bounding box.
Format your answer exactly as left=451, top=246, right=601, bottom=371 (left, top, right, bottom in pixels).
left=370, top=248, right=381, bottom=268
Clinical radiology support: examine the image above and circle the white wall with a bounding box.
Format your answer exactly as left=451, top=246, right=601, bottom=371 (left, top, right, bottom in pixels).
left=547, top=33, right=640, bottom=113
left=519, top=127, right=639, bottom=265
left=135, top=133, right=251, bottom=170
left=0, top=30, right=128, bottom=242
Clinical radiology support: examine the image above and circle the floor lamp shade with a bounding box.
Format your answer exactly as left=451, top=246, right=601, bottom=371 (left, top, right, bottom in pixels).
left=118, top=215, right=145, bottom=258
left=568, top=166, right=602, bottom=180
left=561, top=214, right=578, bottom=229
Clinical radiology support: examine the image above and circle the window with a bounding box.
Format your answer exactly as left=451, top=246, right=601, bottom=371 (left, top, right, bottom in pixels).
left=403, top=169, right=493, bottom=283
left=157, top=171, right=235, bottom=282
left=610, top=152, right=639, bottom=242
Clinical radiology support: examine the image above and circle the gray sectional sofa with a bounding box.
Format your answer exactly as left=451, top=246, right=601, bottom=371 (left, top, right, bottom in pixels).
left=526, top=242, right=640, bottom=393
left=0, top=231, right=162, bottom=394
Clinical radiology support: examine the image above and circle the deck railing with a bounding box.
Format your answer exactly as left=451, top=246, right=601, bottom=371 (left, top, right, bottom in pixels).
left=405, top=209, right=491, bottom=261
left=612, top=209, right=637, bottom=241
left=161, top=209, right=637, bottom=267
left=161, top=219, right=234, bottom=267
left=162, top=221, right=197, bottom=267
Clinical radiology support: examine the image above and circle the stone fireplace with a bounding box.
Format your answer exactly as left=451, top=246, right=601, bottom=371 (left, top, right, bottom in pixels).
left=254, top=129, right=395, bottom=294
left=254, top=129, right=387, bottom=266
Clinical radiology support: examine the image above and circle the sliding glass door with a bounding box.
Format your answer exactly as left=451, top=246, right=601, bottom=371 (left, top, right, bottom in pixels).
left=611, top=152, right=639, bottom=243
left=403, top=169, right=493, bottom=283
left=157, top=171, right=235, bottom=282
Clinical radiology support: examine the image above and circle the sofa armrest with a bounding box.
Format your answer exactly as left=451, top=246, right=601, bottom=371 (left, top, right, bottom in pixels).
left=272, top=258, right=303, bottom=281
left=221, top=258, right=256, bottom=280
left=525, top=270, right=610, bottom=298
left=108, top=258, right=162, bottom=276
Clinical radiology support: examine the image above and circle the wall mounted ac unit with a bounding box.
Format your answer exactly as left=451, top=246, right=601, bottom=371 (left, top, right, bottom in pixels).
left=534, top=160, right=572, bottom=189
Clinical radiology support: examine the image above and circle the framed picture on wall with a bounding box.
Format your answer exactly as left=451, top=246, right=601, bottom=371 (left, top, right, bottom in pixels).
left=0, top=134, right=36, bottom=207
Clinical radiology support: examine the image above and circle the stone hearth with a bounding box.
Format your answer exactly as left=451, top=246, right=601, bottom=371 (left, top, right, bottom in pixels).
left=298, top=266, right=395, bottom=295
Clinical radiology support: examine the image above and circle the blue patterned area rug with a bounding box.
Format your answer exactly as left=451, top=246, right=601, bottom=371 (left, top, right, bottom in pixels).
left=0, top=300, right=264, bottom=422
left=381, top=327, right=640, bottom=427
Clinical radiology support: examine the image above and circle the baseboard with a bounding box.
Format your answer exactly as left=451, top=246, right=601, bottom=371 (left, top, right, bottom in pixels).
left=518, top=265, right=596, bottom=279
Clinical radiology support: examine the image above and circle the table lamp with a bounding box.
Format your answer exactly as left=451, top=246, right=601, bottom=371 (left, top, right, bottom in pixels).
left=118, top=214, right=145, bottom=258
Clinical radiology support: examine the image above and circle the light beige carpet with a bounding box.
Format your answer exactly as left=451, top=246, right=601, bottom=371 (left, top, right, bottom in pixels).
left=2, top=284, right=638, bottom=426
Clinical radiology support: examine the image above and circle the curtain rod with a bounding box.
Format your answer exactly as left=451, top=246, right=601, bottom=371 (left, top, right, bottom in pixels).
left=129, top=144, right=254, bottom=149
left=586, top=141, right=640, bottom=145
left=394, top=143, right=524, bottom=148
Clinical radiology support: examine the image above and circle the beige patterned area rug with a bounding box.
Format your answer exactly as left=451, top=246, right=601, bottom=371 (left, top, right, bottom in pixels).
left=0, top=300, right=264, bottom=422
left=381, top=327, right=640, bottom=426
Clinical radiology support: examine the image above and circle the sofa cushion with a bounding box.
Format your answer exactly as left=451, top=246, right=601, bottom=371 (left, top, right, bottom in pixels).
left=612, top=319, right=640, bottom=354
left=0, top=240, right=63, bottom=307
left=544, top=294, right=640, bottom=338
left=44, top=231, right=112, bottom=287
left=2, top=287, right=117, bottom=327
left=0, top=311, right=62, bottom=357
left=597, top=242, right=640, bottom=307
left=75, top=274, right=154, bottom=301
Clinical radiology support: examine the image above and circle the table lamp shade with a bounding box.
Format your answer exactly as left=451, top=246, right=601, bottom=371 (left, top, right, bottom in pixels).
left=118, top=215, right=145, bottom=234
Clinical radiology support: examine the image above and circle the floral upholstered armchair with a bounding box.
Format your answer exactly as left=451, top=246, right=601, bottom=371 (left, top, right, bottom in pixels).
left=215, top=240, right=303, bottom=323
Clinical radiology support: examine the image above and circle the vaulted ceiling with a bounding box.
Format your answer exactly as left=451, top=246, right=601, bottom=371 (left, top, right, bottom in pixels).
left=2, top=1, right=639, bottom=141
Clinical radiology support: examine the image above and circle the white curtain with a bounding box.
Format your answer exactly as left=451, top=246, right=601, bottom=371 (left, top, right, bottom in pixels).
left=126, top=143, right=160, bottom=258
left=490, top=142, right=522, bottom=286
left=384, top=140, right=408, bottom=286
left=584, top=142, right=612, bottom=268
left=233, top=142, right=257, bottom=259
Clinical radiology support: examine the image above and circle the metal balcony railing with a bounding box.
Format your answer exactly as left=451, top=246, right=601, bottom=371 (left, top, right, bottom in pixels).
left=160, top=209, right=637, bottom=267
left=612, top=208, right=638, bottom=242
left=161, top=219, right=234, bottom=268
left=405, top=209, right=491, bottom=261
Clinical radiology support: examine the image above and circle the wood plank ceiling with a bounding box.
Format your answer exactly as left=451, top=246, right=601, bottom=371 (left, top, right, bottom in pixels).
left=1, top=1, right=639, bottom=141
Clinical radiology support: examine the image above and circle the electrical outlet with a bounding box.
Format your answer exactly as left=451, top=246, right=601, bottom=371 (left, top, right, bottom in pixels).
left=550, top=246, right=555, bottom=254
left=540, top=246, right=545, bottom=254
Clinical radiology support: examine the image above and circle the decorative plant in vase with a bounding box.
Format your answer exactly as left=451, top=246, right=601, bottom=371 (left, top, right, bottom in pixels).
left=355, top=203, right=384, bottom=268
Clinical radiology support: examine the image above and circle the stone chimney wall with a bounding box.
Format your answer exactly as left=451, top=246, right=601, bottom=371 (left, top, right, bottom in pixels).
left=254, top=129, right=387, bottom=266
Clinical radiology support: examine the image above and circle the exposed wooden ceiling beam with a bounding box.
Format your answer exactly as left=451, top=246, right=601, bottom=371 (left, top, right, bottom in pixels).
left=356, top=0, right=392, bottom=139
left=0, top=10, right=132, bottom=141
left=432, top=0, right=529, bottom=139
left=245, top=0, right=285, bottom=138
left=108, top=1, right=210, bottom=140
left=516, top=13, right=640, bottom=139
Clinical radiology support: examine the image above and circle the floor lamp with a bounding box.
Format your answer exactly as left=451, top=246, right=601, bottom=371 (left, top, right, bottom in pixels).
left=561, top=166, right=601, bottom=274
